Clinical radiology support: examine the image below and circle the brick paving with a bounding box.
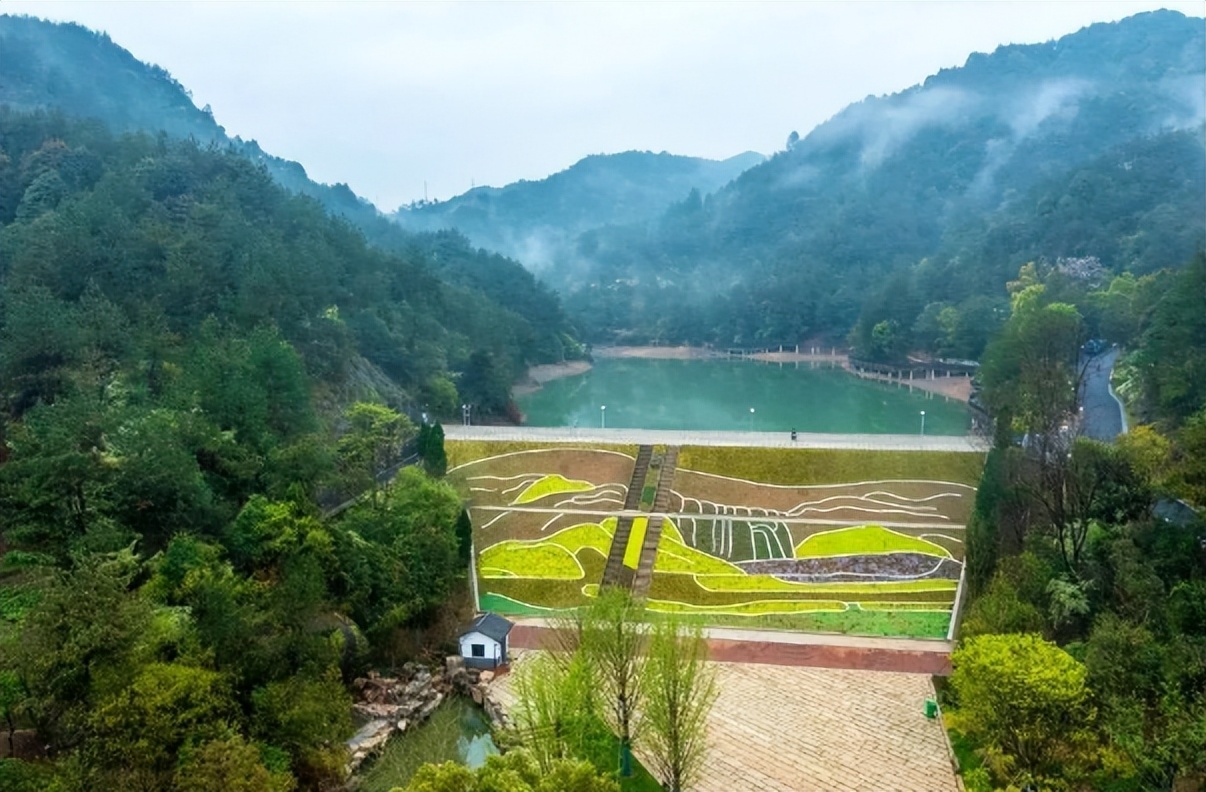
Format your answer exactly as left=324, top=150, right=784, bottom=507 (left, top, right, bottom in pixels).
left=493, top=653, right=958, bottom=792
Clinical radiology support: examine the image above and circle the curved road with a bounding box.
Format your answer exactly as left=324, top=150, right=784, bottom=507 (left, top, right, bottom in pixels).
left=444, top=424, right=987, bottom=452
left=1079, top=347, right=1127, bottom=441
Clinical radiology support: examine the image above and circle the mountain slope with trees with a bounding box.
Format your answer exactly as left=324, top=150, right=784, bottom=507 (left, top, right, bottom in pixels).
left=392, top=150, right=764, bottom=275
left=555, top=10, right=1205, bottom=352
left=0, top=12, right=579, bottom=383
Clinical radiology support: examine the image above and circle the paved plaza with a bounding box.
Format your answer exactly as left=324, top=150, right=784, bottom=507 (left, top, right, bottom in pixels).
left=493, top=653, right=958, bottom=792
left=445, top=424, right=987, bottom=452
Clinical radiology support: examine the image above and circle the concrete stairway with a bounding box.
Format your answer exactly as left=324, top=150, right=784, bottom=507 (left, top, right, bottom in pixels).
left=632, top=447, right=679, bottom=597
left=602, top=445, right=653, bottom=588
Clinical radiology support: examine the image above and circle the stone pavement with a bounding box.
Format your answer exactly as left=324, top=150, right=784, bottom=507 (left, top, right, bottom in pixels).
left=444, top=425, right=987, bottom=452
left=492, top=653, right=958, bottom=792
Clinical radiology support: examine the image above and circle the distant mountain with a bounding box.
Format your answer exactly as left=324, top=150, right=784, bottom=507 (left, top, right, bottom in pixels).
left=561, top=10, right=1205, bottom=350
left=392, top=150, right=764, bottom=272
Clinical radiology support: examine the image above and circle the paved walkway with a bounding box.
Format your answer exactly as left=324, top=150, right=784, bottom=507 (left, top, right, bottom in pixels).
left=1079, top=347, right=1127, bottom=441
left=492, top=653, right=958, bottom=792
left=445, top=425, right=987, bottom=452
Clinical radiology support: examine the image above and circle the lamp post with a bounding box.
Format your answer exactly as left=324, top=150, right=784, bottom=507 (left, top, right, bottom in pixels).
left=600, top=405, right=606, bottom=429
left=462, top=403, right=471, bottom=427
left=920, top=410, right=926, bottom=436
left=749, top=407, right=755, bottom=432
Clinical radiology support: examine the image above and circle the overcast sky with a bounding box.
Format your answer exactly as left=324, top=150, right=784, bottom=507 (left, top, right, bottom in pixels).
left=4, top=1, right=1202, bottom=209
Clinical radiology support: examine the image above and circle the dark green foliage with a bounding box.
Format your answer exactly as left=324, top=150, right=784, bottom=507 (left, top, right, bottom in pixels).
left=421, top=422, right=448, bottom=478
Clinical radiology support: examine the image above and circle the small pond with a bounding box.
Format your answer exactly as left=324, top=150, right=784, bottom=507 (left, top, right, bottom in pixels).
left=358, top=698, right=498, bottom=792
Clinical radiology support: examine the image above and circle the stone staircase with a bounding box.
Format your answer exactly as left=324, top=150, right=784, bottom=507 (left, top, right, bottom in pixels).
left=601, top=445, right=652, bottom=588
left=632, top=447, right=679, bottom=598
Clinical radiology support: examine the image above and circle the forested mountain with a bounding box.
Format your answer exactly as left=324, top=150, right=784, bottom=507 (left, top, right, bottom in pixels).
left=0, top=13, right=579, bottom=382
left=559, top=10, right=1205, bottom=352
left=392, top=150, right=764, bottom=274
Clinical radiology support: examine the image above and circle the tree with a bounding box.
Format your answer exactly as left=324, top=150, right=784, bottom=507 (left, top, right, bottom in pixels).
left=510, top=651, right=609, bottom=772
left=641, top=618, right=718, bottom=792
left=579, top=588, right=648, bottom=771
left=401, top=749, right=618, bottom=792
left=950, top=633, right=1093, bottom=779
left=421, top=422, right=447, bottom=478
left=174, top=735, right=296, bottom=792
left=336, top=402, right=415, bottom=504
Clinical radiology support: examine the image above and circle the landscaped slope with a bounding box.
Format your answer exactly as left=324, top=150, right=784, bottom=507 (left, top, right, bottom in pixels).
left=451, top=441, right=985, bottom=638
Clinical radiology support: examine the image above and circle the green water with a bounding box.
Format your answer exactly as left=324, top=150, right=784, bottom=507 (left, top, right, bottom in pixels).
left=518, top=357, right=969, bottom=435
left=358, top=699, right=498, bottom=792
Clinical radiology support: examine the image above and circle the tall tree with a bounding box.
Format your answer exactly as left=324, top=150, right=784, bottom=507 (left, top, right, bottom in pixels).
left=641, top=618, right=718, bottom=792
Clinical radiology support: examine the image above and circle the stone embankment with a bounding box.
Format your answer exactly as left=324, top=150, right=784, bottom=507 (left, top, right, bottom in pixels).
left=345, top=656, right=509, bottom=776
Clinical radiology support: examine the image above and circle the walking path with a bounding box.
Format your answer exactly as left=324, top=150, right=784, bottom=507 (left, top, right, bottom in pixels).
left=1079, top=347, right=1127, bottom=441
left=445, top=425, right=987, bottom=452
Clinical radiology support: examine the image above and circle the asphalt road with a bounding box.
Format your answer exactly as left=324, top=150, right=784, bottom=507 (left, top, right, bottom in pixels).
left=444, top=424, right=988, bottom=452
left=1079, top=347, right=1127, bottom=441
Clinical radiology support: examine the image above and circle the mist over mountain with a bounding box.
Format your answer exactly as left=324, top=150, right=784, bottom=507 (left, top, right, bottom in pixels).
left=392, top=150, right=764, bottom=273
left=557, top=10, right=1205, bottom=352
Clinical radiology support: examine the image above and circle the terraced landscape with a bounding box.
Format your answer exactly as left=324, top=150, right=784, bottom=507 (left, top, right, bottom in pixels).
left=449, top=441, right=984, bottom=638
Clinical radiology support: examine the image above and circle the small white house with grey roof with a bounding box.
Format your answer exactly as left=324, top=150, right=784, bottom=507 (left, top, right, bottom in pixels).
left=458, top=613, right=514, bottom=669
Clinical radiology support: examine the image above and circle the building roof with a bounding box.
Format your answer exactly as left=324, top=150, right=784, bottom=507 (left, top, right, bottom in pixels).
left=462, top=612, right=514, bottom=642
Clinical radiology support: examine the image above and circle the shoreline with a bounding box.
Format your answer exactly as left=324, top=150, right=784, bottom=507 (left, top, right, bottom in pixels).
left=513, top=346, right=972, bottom=404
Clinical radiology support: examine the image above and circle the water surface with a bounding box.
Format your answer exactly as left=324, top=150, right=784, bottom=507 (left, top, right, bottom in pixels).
left=518, top=357, right=968, bottom=435
left=358, top=699, right=498, bottom=792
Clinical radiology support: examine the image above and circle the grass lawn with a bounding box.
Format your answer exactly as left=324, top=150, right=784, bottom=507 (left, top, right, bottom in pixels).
left=794, top=525, right=951, bottom=558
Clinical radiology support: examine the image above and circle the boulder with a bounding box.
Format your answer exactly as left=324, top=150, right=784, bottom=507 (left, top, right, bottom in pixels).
left=446, top=655, right=465, bottom=674
left=479, top=670, right=495, bottom=684
left=470, top=685, right=484, bottom=705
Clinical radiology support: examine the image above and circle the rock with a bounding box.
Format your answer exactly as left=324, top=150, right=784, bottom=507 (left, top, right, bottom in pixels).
left=479, top=670, right=495, bottom=684
left=396, top=718, right=408, bottom=732
left=471, top=686, right=484, bottom=705
left=446, top=655, right=465, bottom=674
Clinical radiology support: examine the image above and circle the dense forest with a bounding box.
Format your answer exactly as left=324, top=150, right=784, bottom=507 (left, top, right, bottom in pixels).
left=944, top=252, right=1206, bottom=791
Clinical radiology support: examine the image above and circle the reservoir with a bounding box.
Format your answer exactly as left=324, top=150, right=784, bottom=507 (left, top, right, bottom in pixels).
left=517, top=357, right=970, bottom=435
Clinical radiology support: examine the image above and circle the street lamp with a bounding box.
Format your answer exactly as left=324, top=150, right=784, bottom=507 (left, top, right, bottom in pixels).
left=600, top=405, right=606, bottom=429
left=749, top=407, right=755, bottom=432
left=462, top=403, right=471, bottom=427
left=920, top=410, right=926, bottom=436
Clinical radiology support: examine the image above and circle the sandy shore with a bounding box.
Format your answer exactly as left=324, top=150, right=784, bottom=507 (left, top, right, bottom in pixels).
left=513, top=360, right=592, bottom=395
left=592, top=344, right=716, bottom=360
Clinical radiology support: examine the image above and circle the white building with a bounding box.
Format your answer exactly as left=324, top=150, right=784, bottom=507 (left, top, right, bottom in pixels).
left=458, top=612, right=514, bottom=669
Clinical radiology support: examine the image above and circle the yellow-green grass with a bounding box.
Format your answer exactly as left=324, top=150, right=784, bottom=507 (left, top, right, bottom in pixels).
left=643, top=598, right=849, bottom=616
left=446, top=440, right=638, bottom=471
left=511, top=474, right=595, bottom=505
left=677, top=445, right=985, bottom=486
left=479, top=542, right=583, bottom=580
left=653, top=522, right=743, bottom=575
left=794, top=525, right=951, bottom=558
left=623, top=517, right=649, bottom=569
left=546, top=521, right=615, bottom=557
left=691, top=574, right=958, bottom=594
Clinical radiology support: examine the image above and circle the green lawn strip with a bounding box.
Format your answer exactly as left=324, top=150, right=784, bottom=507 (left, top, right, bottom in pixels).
left=479, top=542, right=584, bottom=580
left=644, top=597, right=848, bottom=615
left=511, top=473, right=596, bottom=505
left=649, top=572, right=955, bottom=605
left=660, top=607, right=951, bottom=638
left=794, top=525, right=951, bottom=558
left=677, top=446, right=985, bottom=486
left=692, top=574, right=957, bottom=594
left=446, top=440, right=639, bottom=471
left=622, top=517, right=649, bottom=569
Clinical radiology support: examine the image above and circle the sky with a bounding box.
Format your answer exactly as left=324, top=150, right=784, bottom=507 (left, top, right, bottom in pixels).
left=4, top=1, right=1201, bottom=209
